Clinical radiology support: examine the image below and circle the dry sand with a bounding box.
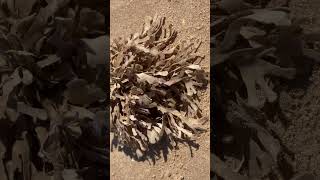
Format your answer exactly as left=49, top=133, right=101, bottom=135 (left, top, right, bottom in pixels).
left=110, top=0, right=210, bottom=179
left=275, top=0, right=320, bottom=176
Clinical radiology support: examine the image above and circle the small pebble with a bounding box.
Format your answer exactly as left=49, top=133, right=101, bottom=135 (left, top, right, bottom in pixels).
left=182, top=19, right=186, bottom=25
left=196, top=26, right=203, bottom=30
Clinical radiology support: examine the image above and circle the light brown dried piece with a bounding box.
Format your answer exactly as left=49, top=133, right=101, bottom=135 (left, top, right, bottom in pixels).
left=110, top=15, right=208, bottom=158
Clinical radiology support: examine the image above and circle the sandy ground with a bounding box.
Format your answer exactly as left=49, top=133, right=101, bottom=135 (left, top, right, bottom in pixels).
left=110, top=0, right=210, bottom=180
left=275, top=0, right=320, bottom=176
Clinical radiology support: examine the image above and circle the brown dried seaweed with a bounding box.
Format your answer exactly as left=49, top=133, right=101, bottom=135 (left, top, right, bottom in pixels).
left=0, top=0, right=108, bottom=179
left=110, top=15, right=208, bottom=158
left=211, top=0, right=320, bottom=179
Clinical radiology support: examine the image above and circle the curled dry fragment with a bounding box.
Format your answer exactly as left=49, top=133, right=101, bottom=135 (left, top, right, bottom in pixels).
left=17, top=102, right=48, bottom=121
left=81, top=35, right=108, bottom=68
left=0, top=68, right=21, bottom=118
left=249, top=139, right=274, bottom=178
left=7, top=131, right=31, bottom=180
left=111, top=15, right=208, bottom=158
left=211, top=153, right=251, bottom=180
left=66, top=78, right=106, bottom=106
left=223, top=96, right=283, bottom=179
left=238, top=58, right=296, bottom=107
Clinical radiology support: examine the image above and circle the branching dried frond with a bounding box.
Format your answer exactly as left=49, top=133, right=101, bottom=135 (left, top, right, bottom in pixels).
left=211, top=0, right=320, bottom=179
left=110, top=15, right=209, bottom=158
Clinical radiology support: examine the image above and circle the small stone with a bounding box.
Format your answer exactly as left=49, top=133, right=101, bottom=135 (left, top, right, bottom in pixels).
left=178, top=163, right=184, bottom=168
left=182, top=19, right=186, bottom=25
left=165, top=171, right=172, bottom=177
left=174, top=175, right=184, bottom=180
left=160, top=173, right=164, bottom=179
left=196, top=26, right=203, bottom=30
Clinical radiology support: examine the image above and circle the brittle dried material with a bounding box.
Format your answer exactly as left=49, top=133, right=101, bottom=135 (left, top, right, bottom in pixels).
left=211, top=153, right=251, bottom=180
left=110, top=15, right=209, bottom=158
left=210, top=0, right=320, bottom=179
left=0, top=0, right=108, bottom=179
left=212, top=0, right=320, bottom=107
left=238, top=55, right=296, bottom=107
left=225, top=96, right=283, bottom=177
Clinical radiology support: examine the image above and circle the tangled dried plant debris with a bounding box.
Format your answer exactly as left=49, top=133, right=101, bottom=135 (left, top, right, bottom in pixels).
left=211, top=0, right=320, bottom=179
left=110, top=14, right=209, bottom=159
left=0, top=0, right=108, bottom=180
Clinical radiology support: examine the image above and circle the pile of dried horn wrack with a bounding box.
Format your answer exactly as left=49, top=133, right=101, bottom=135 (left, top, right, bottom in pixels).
left=110, top=14, right=209, bottom=159
left=0, top=0, right=108, bottom=179
left=211, top=0, right=320, bottom=179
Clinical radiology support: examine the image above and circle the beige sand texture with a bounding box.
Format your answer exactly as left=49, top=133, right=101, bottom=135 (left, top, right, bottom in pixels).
left=276, top=0, right=320, bottom=176
left=110, top=0, right=210, bottom=179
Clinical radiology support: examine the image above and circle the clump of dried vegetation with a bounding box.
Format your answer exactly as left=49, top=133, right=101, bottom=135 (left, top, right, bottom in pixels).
left=211, top=0, right=320, bottom=179
left=0, top=0, right=108, bottom=180
left=110, top=15, right=209, bottom=159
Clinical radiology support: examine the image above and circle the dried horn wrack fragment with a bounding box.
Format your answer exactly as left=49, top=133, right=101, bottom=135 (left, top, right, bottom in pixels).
left=211, top=0, right=320, bottom=179
left=110, top=15, right=209, bottom=158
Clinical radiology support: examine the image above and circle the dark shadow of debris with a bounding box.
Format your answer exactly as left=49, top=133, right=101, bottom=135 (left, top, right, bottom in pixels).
left=77, top=158, right=109, bottom=180
left=263, top=100, right=291, bottom=128
left=273, top=55, right=314, bottom=90
left=111, top=134, right=200, bottom=165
